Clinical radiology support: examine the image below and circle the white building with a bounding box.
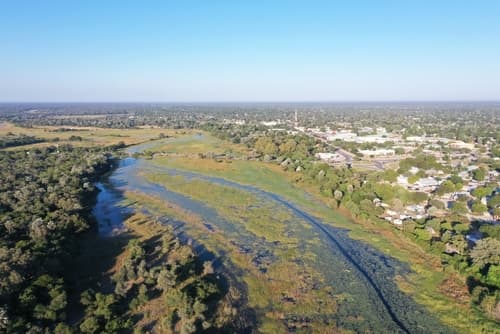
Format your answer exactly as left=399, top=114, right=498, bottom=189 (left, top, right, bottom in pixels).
left=406, top=136, right=426, bottom=143
left=355, top=135, right=392, bottom=144
left=412, top=177, right=441, bottom=192
left=450, top=141, right=475, bottom=150
left=261, top=121, right=279, bottom=127
left=326, top=130, right=357, bottom=142
left=358, top=149, right=395, bottom=157
left=316, top=152, right=346, bottom=163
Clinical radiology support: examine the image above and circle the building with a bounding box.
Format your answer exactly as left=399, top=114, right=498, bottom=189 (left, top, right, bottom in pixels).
left=358, top=149, right=395, bottom=157
left=412, top=177, right=441, bottom=192
left=261, top=121, right=280, bottom=127
left=326, top=130, right=357, bottom=142
left=355, top=135, right=392, bottom=144
left=316, top=152, right=346, bottom=163
left=450, top=141, right=475, bottom=150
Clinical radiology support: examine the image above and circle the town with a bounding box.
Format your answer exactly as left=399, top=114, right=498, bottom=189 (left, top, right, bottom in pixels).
left=223, top=108, right=499, bottom=229
left=301, top=124, right=499, bottom=228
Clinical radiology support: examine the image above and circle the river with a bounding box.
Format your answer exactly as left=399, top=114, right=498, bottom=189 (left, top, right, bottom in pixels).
left=92, top=136, right=451, bottom=333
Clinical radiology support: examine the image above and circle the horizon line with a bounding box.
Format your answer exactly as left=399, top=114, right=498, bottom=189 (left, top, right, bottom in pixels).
left=1, top=100, right=500, bottom=104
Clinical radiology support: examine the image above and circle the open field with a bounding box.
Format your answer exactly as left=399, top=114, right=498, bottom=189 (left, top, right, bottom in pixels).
left=144, top=132, right=248, bottom=155
left=0, top=122, right=187, bottom=149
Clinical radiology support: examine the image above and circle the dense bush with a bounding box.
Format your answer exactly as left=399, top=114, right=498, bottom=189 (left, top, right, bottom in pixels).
left=0, top=134, right=44, bottom=148
left=0, top=145, right=113, bottom=332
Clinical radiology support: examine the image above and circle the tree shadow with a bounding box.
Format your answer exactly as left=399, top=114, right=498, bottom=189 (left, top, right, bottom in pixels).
left=65, top=218, right=135, bottom=324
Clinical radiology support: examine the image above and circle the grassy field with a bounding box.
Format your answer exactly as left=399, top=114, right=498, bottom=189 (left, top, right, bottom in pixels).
left=0, top=121, right=185, bottom=149
left=144, top=132, right=248, bottom=155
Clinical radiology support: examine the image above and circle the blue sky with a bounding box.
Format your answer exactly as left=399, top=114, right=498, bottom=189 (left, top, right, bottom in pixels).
left=1, top=1, right=499, bottom=102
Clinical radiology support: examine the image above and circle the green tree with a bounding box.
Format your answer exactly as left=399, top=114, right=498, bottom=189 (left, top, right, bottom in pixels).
left=381, top=169, right=398, bottom=183
left=114, top=280, right=127, bottom=297
left=472, top=167, right=487, bottom=181
left=93, top=293, right=116, bottom=321
left=426, top=219, right=442, bottom=234
left=436, top=180, right=455, bottom=196
left=30, top=275, right=67, bottom=321
left=485, top=265, right=500, bottom=287
left=279, top=139, right=297, bottom=155
left=451, top=201, right=468, bottom=214
left=479, top=224, right=500, bottom=241
left=373, top=183, right=394, bottom=201
left=487, top=194, right=500, bottom=209
left=137, top=284, right=149, bottom=305
left=449, top=174, right=463, bottom=185
left=448, top=234, right=468, bottom=255
left=470, top=238, right=500, bottom=269
left=415, top=228, right=432, bottom=241
left=254, top=137, right=278, bottom=155
left=471, top=200, right=488, bottom=214
left=80, top=316, right=100, bottom=334
left=157, top=268, right=176, bottom=291
left=54, top=323, right=74, bottom=334
left=452, top=221, right=469, bottom=234
left=472, top=185, right=495, bottom=199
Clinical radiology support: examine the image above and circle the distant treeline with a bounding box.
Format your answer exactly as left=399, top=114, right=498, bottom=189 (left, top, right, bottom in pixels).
left=0, top=134, right=44, bottom=148
left=3, top=115, right=200, bottom=129
left=1, top=102, right=498, bottom=142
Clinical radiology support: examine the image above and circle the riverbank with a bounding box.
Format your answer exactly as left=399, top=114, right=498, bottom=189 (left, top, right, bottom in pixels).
left=95, top=148, right=445, bottom=333
left=141, top=134, right=497, bottom=333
